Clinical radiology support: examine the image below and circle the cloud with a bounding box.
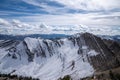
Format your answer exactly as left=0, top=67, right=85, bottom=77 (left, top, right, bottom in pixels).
left=22, top=0, right=120, bottom=12
left=92, top=16, right=120, bottom=20
left=0, top=0, right=120, bottom=26
left=21, top=0, right=120, bottom=15
left=0, top=10, right=38, bottom=17
left=14, top=11, right=120, bottom=26
left=11, top=19, right=31, bottom=28
left=21, top=0, right=67, bottom=14
left=0, top=18, right=10, bottom=26
left=0, top=18, right=32, bottom=29
left=0, top=18, right=120, bottom=35
left=52, top=0, right=120, bottom=11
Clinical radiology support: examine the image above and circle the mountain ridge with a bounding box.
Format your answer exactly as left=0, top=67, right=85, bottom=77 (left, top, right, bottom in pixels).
left=0, top=33, right=120, bottom=80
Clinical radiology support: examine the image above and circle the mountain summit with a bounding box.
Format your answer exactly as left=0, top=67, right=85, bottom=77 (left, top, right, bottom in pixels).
left=0, top=33, right=120, bottom=80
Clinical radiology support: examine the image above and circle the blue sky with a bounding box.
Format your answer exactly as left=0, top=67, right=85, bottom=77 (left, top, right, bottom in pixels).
left=0, top=0, right=120, bottom=25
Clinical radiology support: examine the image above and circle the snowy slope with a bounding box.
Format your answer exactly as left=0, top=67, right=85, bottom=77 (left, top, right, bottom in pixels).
left=0, top=33, right=120, bottom=80
left=0, top=33, right=98, bottom=80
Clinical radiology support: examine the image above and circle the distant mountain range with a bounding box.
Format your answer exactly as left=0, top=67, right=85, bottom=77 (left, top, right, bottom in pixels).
left=0, top=34, right=69, bottom=40
left=0, top=34, right=120, bottom=43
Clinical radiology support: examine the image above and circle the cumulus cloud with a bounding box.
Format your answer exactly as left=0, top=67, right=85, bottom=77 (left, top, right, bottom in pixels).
left=0, top=18, right=120, bottom=35
left=0, top=18, right=32, bottom=29
left=11, top=19, right=31, bottom=28
left=0, top=18, right=10, bottom=26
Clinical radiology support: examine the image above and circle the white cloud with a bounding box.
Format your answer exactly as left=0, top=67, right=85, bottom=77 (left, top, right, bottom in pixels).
left=22, top=0, right=120, bottom=11
left=0, top=18, right=33, bottom=29
left=20, top=0, right=120, bottom=24
left=22, top=0, right=68, bottom=14
left=0, top=18, right=120, bottom=35
left=0, top=18, right=10, bottom=26
left=0, top=0, right=120, bottom=35
left=52, top=0, right=120, bottom=11
left=1, top=0, right=120, bottom=26
left=15, top=11, right=120, bottom=26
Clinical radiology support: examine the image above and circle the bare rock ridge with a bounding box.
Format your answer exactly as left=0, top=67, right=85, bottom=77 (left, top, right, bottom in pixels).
left=81, top=33, right=120, bottom=71
left=0, top=32, right=120, bottom=80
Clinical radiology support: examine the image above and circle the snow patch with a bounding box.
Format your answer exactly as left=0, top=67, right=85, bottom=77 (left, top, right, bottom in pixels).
left=88, top=50, right=99, bottom=56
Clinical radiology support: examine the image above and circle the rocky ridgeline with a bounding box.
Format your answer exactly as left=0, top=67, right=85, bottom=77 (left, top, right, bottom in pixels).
left=0, top=33, right=120, bottom=80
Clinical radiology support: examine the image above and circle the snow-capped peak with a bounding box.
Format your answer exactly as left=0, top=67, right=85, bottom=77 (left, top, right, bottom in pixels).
left=0, top=33, right=120, bottom=80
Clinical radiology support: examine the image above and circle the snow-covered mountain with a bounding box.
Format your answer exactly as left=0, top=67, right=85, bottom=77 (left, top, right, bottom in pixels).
left=0, top=33, right=120, bottom=80
left=0, top=18, right=120, bottom=35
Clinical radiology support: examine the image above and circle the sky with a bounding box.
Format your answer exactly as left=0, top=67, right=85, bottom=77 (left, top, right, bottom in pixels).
left=0, top=0, right=120, bottom=25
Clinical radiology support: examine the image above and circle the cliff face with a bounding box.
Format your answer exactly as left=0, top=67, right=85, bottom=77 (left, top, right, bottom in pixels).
left=81, top=33, right=120, bottom=71
left=0, top=33, right=120, bottom=80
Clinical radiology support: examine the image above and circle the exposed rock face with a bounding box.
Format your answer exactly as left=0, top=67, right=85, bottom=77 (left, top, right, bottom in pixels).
left=0, top=33, right=120, bottom=80
left=81, top=33, right=120, bottom=71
